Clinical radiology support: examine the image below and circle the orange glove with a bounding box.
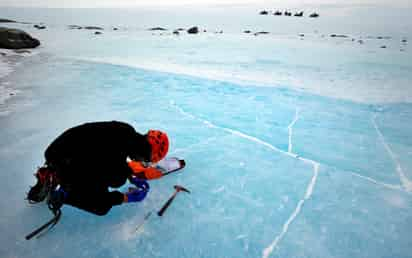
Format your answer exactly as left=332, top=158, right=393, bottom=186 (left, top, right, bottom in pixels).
left=141, top=167, right=163, bottom=180
left=128, top=161, right=163, bottom=180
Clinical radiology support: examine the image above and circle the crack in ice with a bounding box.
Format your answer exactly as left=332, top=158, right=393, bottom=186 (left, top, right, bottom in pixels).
left=172, top=101, right=298, bottom=159
left=171, top=102, right=408, bottom=258
left=349, top=171, right=403, bottom=191
left=262, top=163, right=319, bottom=258
left=287, top=108, right=299, bottom=154
left=171, top=102, right=320, bottom=258
left=372, top=114, right=412, bottom=192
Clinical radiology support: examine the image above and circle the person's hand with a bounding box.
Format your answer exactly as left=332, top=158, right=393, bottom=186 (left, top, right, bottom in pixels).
left=129, top=177, right=150, bottom=191
left=124, top=187, right=148, bottom=203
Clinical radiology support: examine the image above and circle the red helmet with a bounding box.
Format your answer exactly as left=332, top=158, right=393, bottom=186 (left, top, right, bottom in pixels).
left=147, top=130, right=169, bottom=163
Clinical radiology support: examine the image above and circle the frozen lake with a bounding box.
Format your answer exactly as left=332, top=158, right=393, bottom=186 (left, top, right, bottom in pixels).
left=0, top=4, right=412, bottom=258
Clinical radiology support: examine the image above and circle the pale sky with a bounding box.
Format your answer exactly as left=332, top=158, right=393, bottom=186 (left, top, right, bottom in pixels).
left=0, top=0, right=409, bottom=8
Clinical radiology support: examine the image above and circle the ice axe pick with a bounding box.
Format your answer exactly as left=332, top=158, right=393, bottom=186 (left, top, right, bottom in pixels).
left=157, top=185, right=190, bottom=216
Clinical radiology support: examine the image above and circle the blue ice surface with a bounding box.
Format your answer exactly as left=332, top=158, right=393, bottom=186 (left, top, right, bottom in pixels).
left=0, top=55, right=412, bottom=258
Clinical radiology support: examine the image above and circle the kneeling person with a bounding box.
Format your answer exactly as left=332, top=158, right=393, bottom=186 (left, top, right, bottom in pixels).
left=27, top=121, right=169, bottom=216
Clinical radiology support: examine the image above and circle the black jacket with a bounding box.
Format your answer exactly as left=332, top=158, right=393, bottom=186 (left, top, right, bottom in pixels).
left=45, top=121, right=152, bottom=215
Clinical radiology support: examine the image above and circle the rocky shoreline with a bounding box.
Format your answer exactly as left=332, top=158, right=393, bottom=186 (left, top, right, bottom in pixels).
left=0, top=15, right=409, bottom=51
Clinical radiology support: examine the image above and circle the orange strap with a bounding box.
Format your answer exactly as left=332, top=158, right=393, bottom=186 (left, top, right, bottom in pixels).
left=128, top=161, right=163, bottom=180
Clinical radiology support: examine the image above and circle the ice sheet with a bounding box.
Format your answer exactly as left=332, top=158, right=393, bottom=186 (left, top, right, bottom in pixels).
left=0, top=58, right=411, bottom=258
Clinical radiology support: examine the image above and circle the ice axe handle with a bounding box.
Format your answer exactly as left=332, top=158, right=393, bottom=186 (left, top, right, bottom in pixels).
left=157, top=193, right=177, bottom=217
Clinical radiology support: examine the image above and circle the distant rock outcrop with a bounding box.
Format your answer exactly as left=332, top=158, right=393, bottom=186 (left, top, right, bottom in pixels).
left=84, top=26, right=103, bottom=30
left=0, top=27, right=40, bottom=49
left=274, top=11, right=282, bottom=16
left=68, top=25, right=83, bottom=29
left=148, top=27, right=167, bottom=31
left=259, top=10, right=269, bottom=15
left=254, top=31, right=269, bottom=36
left=330, top=34, right=349, bottom=38
left=187, top=26, right=199, bottom=34
left=244, top=30, right=251, bottom=34
left=294, top=11, right=304, bottom=17
left=284, top=11, right=292, bottom=16
left=34, top=24, right=46, bottom=29
left=376, top=36, right=391, bottom=39
left=309, top=13, right=319, bottom=18
left=0, top=19, right=16, bottom=23
left=94, top=31, right=102, bottom=35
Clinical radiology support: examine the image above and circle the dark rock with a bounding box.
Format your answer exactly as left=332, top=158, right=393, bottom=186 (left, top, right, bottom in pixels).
left=380, top=45, right=387, bottom=48
left=68, top=25, right=83, bottom=29
left=401, top=39, right=407, bottom=43
left=376, top=36, right=391, bottom=39
left=148, top=27, right=167, bottom=31
left=187, top=26, right=199, bottom=34
left=274, top=11, right=282, bottom=16
left=309, top=13, right=319, bottom=18
left=299, top=34, right=305, bottom=37
left=173, top=30, right=179, bottom=35
left=294, top=11, right=304, bottom=17
left=113, top=27, right=118, bottom=31
left=330, top=34, right=349, bottom=38
left=0, top=27, right=40, bottom=49
left=259, top=10, right=269, bottom=15
left=0, top=52, right=6, bottom=56
left=84, top=26, right=103, bottom=30
left=358, top=40, right=364, bottom=44
left=94, top=31, right=102, bottom=35
left=34, top=24, right=46, bottom=29
left=254, top=31, right=269, bottom=36
left=244, top=30, right=251, bottom=34
left=177, top=28, right=185, bottom=31
left=203, top=29, right=207, bottom=33
left=0, top=19, right=16, bottom=23
left=284, top=11, right=292, bottom=16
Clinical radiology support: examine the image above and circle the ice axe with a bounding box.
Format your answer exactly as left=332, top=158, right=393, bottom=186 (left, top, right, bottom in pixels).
left=157, top=185, right=190, bottom=216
